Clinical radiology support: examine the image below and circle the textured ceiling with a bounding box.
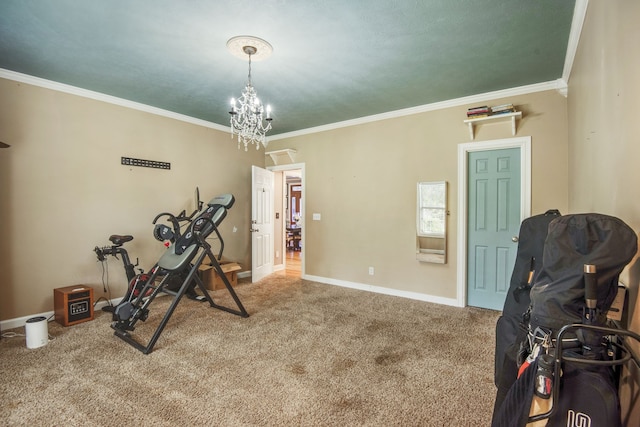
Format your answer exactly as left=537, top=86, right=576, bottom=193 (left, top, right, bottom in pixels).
left=0, top=0, right=576, bottom=136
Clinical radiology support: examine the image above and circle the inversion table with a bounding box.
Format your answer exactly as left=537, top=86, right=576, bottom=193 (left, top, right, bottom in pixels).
left=111, top=193, right=248, bottom=354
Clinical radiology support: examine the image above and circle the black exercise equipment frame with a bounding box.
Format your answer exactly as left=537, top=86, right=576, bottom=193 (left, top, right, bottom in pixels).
left=111, top=202, right=248, bottom=354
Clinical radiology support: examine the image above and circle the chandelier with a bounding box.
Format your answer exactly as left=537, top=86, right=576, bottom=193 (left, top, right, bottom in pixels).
left=227, top=36, right=273, bottom=151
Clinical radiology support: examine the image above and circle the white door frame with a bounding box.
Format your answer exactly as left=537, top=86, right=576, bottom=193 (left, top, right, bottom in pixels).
left=268, top=162, right=305, bottom=277
left=457, top=136, right=531, bottom=307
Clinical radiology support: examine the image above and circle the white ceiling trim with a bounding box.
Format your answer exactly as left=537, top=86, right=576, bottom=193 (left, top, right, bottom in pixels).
left=562, top=0, right=589, bottom=84
left=1, top=68, right=565, bottom=142
left=268, top=79, right=566, bottom=141
left=0, top=68, right=230, bottom=133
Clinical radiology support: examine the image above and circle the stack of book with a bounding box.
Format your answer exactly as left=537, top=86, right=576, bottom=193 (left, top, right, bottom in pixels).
left=491, top=103, right=516, bottom=115
left=466, top=106, right=491, bottom=119
left=467, top=104, right=517, bottom=120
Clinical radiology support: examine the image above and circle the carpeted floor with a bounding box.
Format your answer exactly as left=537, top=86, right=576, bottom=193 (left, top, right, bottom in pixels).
left=0, top=275, right=500, bottom=426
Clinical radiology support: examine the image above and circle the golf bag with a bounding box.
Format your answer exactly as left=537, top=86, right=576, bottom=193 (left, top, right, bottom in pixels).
left=492, top=213, right=638, bottom=427
left=493, top=209, right=561, bottom=413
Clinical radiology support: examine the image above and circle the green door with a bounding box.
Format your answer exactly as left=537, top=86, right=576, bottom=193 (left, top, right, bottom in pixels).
left=467, top=148, right=521, bottom=310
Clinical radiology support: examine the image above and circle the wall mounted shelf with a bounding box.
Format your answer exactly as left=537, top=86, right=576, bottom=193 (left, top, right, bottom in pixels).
left=464, top=111, right=522, bottom=140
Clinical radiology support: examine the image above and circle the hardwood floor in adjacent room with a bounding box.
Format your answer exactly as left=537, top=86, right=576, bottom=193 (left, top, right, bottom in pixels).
left=285, top=249, right=301, bottom=277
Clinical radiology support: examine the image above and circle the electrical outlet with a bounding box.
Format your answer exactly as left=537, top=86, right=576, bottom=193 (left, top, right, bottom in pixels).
left=368, top=267, right=374, bottom=275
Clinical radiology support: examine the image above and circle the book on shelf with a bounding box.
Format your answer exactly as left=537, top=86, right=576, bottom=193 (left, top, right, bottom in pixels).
left=491, top=103, right=514, bottom=111
left=468, top=105, right=489, bottom=111
left=491, top=104, right=516, bottom=115
left=466, top=104, right=517, bottom=120
left=467, top=109, right=490, bottom=117
left=491, top=110, right=516, bottom=116
left=467, top=111, right=490, bottom=117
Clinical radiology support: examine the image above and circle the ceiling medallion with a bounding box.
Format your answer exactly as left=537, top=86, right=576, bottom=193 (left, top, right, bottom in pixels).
left=227, top=36, right=274, bottom=151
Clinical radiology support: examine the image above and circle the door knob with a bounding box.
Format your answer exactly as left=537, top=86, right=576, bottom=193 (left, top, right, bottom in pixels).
left=250, top=228, right=259, bottom=233
left=512, top=236, right=519, bottom=242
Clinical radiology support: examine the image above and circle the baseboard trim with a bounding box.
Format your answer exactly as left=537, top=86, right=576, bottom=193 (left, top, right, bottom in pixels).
left=2, top=273, right=459, bottom=331
left=303, top=274, right=462, bottom=307
left=1, top=298, right=122, bottom=332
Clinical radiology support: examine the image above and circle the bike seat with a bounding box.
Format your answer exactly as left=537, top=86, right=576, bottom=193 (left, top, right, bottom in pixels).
left=109, top=234, right=134, bottom=246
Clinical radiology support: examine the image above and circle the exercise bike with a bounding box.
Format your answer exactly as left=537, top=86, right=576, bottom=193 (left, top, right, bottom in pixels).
left=94, top=188, right=206, bottom=317
left=94, top=234, right=148, bottom=316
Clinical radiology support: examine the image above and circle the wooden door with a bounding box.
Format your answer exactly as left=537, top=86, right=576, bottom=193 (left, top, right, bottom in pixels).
left=467, top=148, right=521, bottom=310
left=251, top=166, right=274, bottom=282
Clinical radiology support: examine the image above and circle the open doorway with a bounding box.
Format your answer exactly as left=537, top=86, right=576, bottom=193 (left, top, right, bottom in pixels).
left=284, top=170, right=302, bottom=277
left=268, top=163, right=305, bottom=278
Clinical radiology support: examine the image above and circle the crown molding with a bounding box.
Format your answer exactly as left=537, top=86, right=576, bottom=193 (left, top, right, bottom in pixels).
left=268, top=79, right=565, bottom=141
left=1, top=68, right=567, bottom=142
left=0, top=69, right=230, bottom=133
left=562, top=0, right=589, bottom=84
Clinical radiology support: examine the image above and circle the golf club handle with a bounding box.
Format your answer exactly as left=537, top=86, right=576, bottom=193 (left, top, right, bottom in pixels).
left=584, top=264, right=597, bottom=310
left=527, top=257, right=535, bottom=284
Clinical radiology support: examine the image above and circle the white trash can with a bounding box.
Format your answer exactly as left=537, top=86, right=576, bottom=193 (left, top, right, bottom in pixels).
left=25, top=316, right=48, bottom=349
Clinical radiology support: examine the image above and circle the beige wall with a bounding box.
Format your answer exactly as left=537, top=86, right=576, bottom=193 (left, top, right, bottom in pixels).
left=0, top=78, right=263, bottom=320
left=0, top=78, right=569, bottom=321
left=567, top=1, right=640, bottom=424
left=266, top=89, right=569, bottom=300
